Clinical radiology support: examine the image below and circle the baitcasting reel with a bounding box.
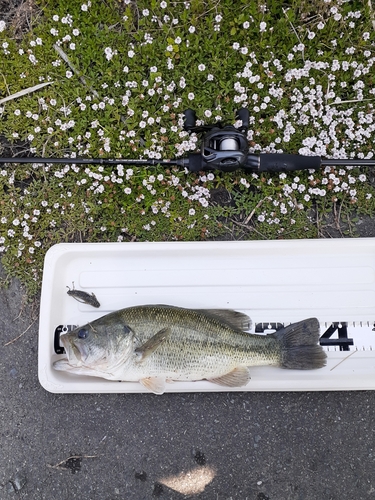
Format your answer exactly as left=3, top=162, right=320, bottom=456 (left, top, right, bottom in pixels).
left=182, top=108, right=250, bottom=172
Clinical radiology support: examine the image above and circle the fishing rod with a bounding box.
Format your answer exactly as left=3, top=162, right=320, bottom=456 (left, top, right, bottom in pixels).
left=1, top=108, right=375, bottom=174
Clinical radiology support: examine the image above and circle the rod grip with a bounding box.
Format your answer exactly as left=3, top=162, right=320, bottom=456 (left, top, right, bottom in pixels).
left=259, top=154, right=321, bottom=172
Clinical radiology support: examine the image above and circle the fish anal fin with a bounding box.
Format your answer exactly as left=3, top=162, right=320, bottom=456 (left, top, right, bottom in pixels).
left=135, top=327, right=171, bottom=362
left=140, top=377, right=166, bottom=395
left=208, top=366, right=251, bottom=387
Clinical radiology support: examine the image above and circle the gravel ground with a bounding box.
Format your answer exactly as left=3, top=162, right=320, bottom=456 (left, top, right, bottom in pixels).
left=2, top=228, right=375, bottom=500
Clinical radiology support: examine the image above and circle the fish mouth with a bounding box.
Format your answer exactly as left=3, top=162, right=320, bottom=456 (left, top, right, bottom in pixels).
left=59, top=334, right=83, bottom=364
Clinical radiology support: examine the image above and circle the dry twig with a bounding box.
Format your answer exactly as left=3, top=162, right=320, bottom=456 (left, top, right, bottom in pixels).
left=4, top=319, right=37, bottom=346
left=0, top=81, right=54, bottom=105
left=53, top=44, right=99, bottom=98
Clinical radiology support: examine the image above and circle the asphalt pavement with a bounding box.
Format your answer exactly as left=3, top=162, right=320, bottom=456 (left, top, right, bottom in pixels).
left=2, top=227, right=375, bottom=500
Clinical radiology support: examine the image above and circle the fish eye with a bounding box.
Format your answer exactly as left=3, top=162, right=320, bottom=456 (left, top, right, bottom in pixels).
left=78, top=328, right=88, bottom=339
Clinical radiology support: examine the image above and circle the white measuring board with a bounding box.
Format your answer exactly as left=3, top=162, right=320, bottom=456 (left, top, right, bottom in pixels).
left=38, top=239, right=375, bottom=393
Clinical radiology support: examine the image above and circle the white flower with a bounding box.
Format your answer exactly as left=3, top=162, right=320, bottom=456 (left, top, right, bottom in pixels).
left=150, top=66, right=157, bottom=72
left=215, top=14, right=222, bottom=22
left=29, top=54, right=38, bottom=65
left=160, top=1, right=167, bottom=8
left=317, top=21, right=325, bottom=29
left=188, top=92, right=195, bottom=100
left=128, top=50, right=135, bottom=58
left=204, top=110, right=212, bottom=118
left=104, top=47, right=113, bottom=60
left=175, top=36, right=182, bottom=44
left=143, top=9, right=149, bottom=16
left=232, top=42, right=240, bottom=50
left=189, top=26, right=195, bottom=33
left=243, top=21, right=250, bottom=29
left=66, top=70, right=73, bottom=78
left=198, top=63, right=206, bottom=71
left=259, top=22, right=267, bottom=32
left=0, top=20, right=5, bottom=32
left=81, top=3, right=88, bottom=11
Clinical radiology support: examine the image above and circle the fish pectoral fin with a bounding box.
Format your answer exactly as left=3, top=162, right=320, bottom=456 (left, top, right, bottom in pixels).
left=207, top=366, right=251, bottom=387
left=140, top=377, right=166, bottom=395
left=134, top=327, right=171, bottom=362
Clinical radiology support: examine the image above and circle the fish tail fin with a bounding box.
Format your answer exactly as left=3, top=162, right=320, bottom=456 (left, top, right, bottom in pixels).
left=273, top=318, right=327, bottom=370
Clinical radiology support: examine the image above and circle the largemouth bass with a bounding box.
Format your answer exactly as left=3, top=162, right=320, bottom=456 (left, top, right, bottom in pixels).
left=53, top=304, right=326, bottom=394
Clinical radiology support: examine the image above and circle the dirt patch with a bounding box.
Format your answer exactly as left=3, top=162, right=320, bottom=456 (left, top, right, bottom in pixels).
left=0, top=0, right=42, bottom=38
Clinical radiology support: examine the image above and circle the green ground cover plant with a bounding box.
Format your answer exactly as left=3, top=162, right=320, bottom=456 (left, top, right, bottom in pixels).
left=0, top=0, right=375, bottom=295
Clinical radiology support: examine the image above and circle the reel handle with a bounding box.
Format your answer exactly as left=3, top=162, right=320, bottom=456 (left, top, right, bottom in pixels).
left=236, top=108, right=249, bottom=131
left=183, top=109, right=197, bottom=131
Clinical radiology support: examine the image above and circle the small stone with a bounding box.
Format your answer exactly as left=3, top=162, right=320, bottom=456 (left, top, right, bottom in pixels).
left=135, top=471, right=147, bottom=482
left=194, top=450, right=206, bottom=466
left=13, top=473, right=27, bottom=491
left=153, top=482, right=163, bottom=497
left=6, top=481, right=15, bottom=494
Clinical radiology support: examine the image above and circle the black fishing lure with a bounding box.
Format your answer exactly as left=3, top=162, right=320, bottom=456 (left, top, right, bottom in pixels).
left=66, top=282, right=100, bottom=308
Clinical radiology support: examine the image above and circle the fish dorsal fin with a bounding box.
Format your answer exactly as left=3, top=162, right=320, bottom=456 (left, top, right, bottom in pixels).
left=207, top=366, right=251, bottom=387
left=195, top=309, right=252, bottom=331
left=135, top=327, right=171, bottom=362
left=140, top=377, right=166, bottom=395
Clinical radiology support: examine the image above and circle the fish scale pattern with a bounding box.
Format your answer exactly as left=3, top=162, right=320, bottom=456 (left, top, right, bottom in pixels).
left=117, top=305, right=281, bottom=381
